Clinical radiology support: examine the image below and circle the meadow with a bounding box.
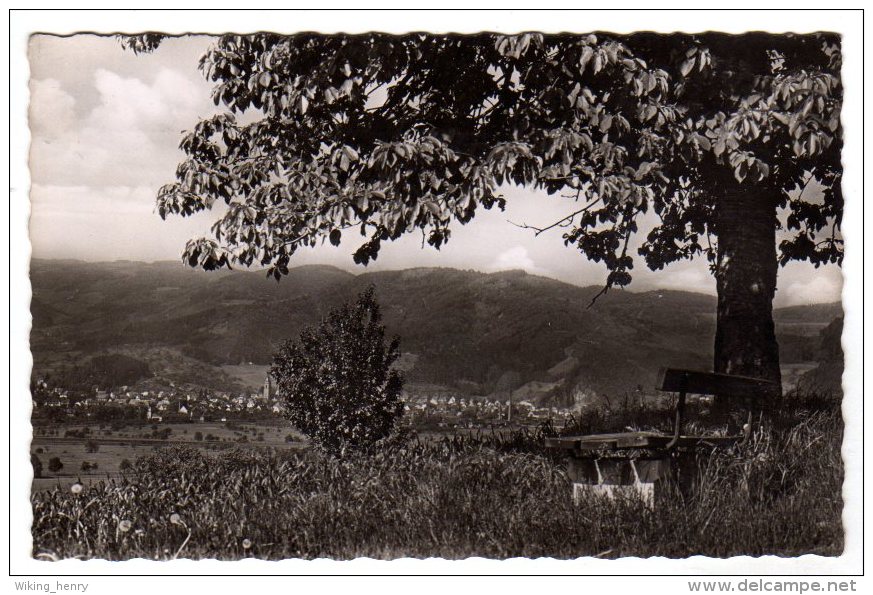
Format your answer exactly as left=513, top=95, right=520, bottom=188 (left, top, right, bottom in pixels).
left=30, top=420, right=305, bottom=492
left=30, top=393, right=843, bottom=560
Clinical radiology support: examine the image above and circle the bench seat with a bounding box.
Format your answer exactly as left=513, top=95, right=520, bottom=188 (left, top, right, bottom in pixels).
left=545, top=432, right=743, bottom=453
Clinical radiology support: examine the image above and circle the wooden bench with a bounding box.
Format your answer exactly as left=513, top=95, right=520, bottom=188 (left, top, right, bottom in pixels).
left=546, top=368, right=778, bottom=454
left=545, top=368, right=779, bottom=505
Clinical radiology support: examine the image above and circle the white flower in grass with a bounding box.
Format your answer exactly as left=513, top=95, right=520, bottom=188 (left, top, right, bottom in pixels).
left=118, top=519, right=132, bottom=533
left=242, top=538, right=252, bottom=550
left=70, top=483, right=83, bottom=495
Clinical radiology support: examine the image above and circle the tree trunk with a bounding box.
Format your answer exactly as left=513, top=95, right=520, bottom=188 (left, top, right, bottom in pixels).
left=713, top=180, right=782, bottom=411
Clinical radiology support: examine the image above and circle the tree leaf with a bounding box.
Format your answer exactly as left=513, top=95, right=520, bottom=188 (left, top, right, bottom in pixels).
left=329, top=229, right=342, bottom=246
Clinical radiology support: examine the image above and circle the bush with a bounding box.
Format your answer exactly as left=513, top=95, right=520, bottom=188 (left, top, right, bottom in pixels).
left=47, top=457, right=63, bottom=473
left=150, top=427, right=173, bottom=440
left=271, top=287, right=404, bottom=455
left=194, top=431, right=204, bottom=441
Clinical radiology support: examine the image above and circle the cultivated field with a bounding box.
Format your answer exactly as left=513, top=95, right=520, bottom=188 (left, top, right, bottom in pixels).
left=31, top=421, right=306, bottom=492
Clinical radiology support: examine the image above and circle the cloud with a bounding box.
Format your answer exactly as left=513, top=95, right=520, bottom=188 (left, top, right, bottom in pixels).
left=779, top=271, right=843, bottom=307
left=638, top=262, right=716, bottom=294
left=29, top=78, right=76, bottom=136
left=89, top=68, right=202, bottom=132
left=29, top=183, right=218, bottom=262
left=489, top=245, right=540, bottom=273
left=29, top=67, right=217, bottom=188
left=31, top=183, right=157, bottom=217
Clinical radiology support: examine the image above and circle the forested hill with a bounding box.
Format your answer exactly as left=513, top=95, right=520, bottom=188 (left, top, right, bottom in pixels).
left=30, top=259, right=842, bottom=403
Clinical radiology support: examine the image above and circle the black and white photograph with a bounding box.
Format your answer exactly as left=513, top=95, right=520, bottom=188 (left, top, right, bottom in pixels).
left=8, top=8, right=865, bottom=583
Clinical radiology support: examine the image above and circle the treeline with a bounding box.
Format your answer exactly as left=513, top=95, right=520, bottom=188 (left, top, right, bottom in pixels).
left=38, top=354, right=152, bottom=392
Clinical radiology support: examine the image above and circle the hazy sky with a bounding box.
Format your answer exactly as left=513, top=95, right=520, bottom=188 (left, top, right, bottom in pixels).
left=27, top=34, right=843, bottom=307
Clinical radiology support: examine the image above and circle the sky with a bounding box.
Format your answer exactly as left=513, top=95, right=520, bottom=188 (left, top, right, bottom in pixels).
left=27, top=34, right=844, bottom=307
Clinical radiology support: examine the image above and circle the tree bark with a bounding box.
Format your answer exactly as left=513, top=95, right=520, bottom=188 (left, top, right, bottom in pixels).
left=713, top=180, right=783, bottom=409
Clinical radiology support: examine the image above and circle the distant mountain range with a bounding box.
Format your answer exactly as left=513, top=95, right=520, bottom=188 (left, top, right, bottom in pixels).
left=29, top=259, right=843, bottom=405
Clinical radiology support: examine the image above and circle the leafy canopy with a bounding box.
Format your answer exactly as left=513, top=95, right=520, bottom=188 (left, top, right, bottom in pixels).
left=129, top=32, right=842, bottom=287
left=270, top=287, right=404, bottom=454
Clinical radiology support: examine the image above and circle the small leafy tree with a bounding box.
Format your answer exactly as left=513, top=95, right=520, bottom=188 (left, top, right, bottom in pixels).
left=47, top=456, right=63, bottom=473
left=271, top=287, right=404, bottom=454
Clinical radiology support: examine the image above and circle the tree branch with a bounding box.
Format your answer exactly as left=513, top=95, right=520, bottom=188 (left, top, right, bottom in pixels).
left=587, top=202, right=639, bottom=309
left=507, top=195, right=601, bottom=237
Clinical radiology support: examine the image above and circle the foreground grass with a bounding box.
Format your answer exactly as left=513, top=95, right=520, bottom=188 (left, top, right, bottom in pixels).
left=31, top=397, right=843, bottom=560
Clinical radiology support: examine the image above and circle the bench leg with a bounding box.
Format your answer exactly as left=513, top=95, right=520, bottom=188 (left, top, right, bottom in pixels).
left=568, top=458, right=672, bottom=509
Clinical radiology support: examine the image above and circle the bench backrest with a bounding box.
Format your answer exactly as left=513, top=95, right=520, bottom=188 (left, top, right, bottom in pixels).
left=657, top=368, right=778, bottom=397
left=657, top=368, right=779, bottom=446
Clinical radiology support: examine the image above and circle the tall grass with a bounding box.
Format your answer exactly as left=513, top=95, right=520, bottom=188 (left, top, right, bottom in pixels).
left=31, top=394, right=843, bottom=560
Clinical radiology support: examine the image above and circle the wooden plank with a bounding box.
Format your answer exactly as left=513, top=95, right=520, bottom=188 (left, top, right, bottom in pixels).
left=615, top=434, right=659, bottom=448
left=544, top=437, right=585, bottom=449
left=545, top=432, right=744, bottom=452
left=567, top=431, right=661, bottom=441
left=657, top=368, right=778, bottom=397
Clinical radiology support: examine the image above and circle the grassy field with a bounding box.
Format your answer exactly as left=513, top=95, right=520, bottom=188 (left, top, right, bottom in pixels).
left=30, top=393, right=843, bottom=560
left=221, top=363, right=271, bottom=390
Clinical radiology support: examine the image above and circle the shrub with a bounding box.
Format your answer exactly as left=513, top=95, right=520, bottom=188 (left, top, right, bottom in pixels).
left=150, top=427, right=173, bottom=440
left=271, top=287, right=404, bottom=455
left=47, top=457, right=63, bottom=473
left=132, top=444, right=209, bottom=477
left=194, top=431, right=204, bottom=441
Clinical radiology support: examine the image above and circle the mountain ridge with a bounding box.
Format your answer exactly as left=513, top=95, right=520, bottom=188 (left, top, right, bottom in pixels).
left=29, top=259, right=841, bottom=404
